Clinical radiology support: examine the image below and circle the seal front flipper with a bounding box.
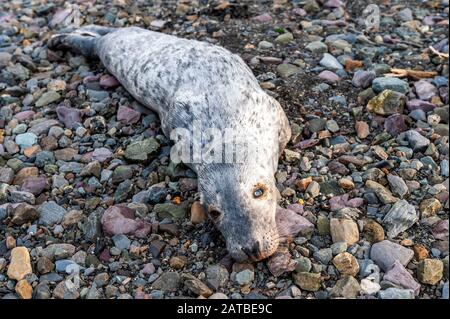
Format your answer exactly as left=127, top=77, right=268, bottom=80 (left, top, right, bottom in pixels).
left=47, top=25, right=115, bottom=58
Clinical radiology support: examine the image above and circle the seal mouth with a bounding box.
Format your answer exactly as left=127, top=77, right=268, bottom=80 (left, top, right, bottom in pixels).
left=239, top=237, right=279, bottom=262
left=242, top=247, right=276, bottom=262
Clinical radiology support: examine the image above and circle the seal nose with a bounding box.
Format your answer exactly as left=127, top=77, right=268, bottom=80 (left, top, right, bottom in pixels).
left=242, top=242, right=264, bottom=261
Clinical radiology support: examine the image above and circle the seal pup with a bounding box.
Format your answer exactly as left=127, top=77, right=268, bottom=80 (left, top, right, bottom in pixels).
left=49, top=25, right=291, bottom=261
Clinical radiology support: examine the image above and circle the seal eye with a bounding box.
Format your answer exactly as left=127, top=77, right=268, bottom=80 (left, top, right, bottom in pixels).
left=253, top=188, right=264, bottom=198
left=209, top=209, right=222, bottom=221
left=252, top=183, right=268, bottom=199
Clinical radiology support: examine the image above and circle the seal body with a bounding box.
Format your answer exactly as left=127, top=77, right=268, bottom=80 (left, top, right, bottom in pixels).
left=49, top=26, right=291, bottom=261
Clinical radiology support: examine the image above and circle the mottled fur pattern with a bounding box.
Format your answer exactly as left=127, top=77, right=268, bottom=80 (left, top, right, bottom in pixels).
left=49, top=25, right=291, bottom=261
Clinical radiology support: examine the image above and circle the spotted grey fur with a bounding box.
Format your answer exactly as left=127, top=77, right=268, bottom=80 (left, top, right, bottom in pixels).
left=48, top=25, right=291, bottom=261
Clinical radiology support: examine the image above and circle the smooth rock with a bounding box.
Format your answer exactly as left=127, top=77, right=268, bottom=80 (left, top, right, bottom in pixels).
left=117, top=105, right=141, bottom=125
left=7, top=247, right=32, bottom=281
left=414, top=80, right=437, bottom=101
left=330, top=218, right=359, bottom=246
left=15, top=133, right=37, bottom=148
left=320, top=53, right=343, bottom=70
left=372, top=77, right=409, bottom=94
left=276, top=207, right=314, bottom=240
left=352, top=70, right=376, bottom=88
left=370, top=240, right=414, bottom=271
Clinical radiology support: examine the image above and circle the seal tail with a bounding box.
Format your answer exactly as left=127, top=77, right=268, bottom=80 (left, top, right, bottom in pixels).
left=48, top=25, right=115, bottom=58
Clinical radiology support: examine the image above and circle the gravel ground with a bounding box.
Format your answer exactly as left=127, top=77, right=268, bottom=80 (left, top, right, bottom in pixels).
left=0, top=0, right=448, bottom=299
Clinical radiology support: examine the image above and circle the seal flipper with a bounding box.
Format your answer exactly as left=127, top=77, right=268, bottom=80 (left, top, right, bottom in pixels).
left=48, top=25, right=115, bottom=58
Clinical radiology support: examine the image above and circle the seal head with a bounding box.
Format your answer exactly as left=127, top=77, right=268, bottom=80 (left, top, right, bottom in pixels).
left=198, top=163, right=279, bottom=262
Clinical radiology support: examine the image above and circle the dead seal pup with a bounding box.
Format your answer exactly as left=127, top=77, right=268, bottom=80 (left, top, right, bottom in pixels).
left=48, top=25, right=291, bottom=261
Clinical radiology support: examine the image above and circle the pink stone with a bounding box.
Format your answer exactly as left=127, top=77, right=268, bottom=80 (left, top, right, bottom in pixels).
left=92, top=147, right=113, bottom=163
left=406, top=99, right=436, bottom=112
left=383, top=35, right=401, bottom=44
left=133, top=221, right=152, bottom=238
left=252, top=13, right=272, bottom=23
left=276, top=207, right=314, bottom=242
left=99, top=248, right=111, bottom=263
left=99, top=74, right=120, bottom=89
left=14, top=110, right=35, bottom=122
left=324, top=0, right=342, bottom=8
left=115, top=204, right=135, bottom=219
left=82, top=75, right=100, bottom=84
left=101, top=205, right=151, bottom=237
left=318, top=70, right=340, bottom=82
left=80, top=152, right=93, bottom=163
left=329, top=194, right=365, bottom=211
left=423, top=16, right=437, bottom=25
left=384, top=260, right=421, bottom=295
left=117, top=105, right=140, bottom=125
left=384, top=114, right=409, bottom=136
left=141, top=263, right=156, bottom=275
left=267, top=250, right=296, bottom=277
left=322, top=19, right=348, bottom=27
left=286, top=203, right=304, bottom=215
left=329, top=194, right=349, bottom=211
left=347, top=198, right=364, bottom=208
left=406, top=180, right=421, bottom=192
left=292, top=8, right=307, bottom=16
left=21, top=176, right=48, bottom=195
left=101, top=206, right=138, bottom=235
left=284, top=172, right=298, bottom=187
left=352, top=71, right=376, bottom=89
left=432, top=219, right=449, bottom=240
left=56, top=105, right=81, bottom=129
left=295, top=138, right=320, bottom=149
left=414, top=80, right=437, bottom=101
